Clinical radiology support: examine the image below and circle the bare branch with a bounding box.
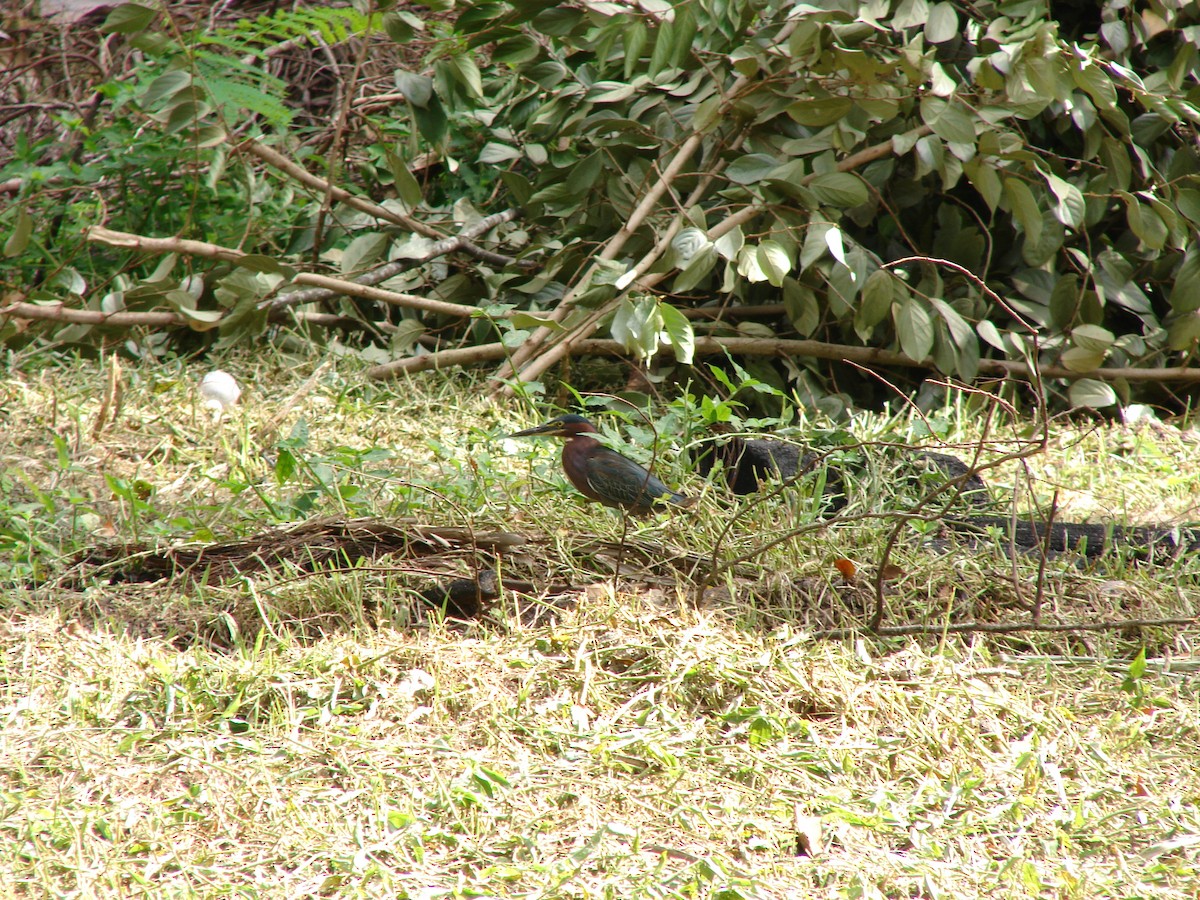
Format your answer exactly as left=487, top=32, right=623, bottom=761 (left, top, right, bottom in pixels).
left=0, top=300, right=187, bottom=328
left=368, top=333, right=1200, bottom=383
left=86, top=226, right=483, bottom=319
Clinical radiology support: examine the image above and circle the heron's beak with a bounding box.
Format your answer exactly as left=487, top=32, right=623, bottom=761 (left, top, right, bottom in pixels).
left=509, top=421, right=565, bottom=438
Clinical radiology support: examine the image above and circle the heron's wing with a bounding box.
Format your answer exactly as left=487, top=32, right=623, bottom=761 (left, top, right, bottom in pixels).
left=583, top=448, right=678, bottom=509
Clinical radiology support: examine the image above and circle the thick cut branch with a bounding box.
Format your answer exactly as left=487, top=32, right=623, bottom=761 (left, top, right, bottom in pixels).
left=367, top=333, right=1200, bottom=383
left=87, top=226, right=484, bottom=319
left=0, top=300, right=188, bottom=328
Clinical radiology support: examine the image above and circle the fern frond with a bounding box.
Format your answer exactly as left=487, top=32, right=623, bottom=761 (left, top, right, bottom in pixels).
left=204, top=75, right=292, bottom=128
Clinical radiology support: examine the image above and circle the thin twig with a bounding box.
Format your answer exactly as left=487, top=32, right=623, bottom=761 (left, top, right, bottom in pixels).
left=1032, top=490, right=1060, bottom=623
left=811, top=615, right=1197, bottom=642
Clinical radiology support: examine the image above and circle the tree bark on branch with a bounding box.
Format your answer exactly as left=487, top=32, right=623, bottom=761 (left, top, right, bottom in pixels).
left=86, top=226, right=486, bottom=319
left=366, top=334, right=1200, bottom=383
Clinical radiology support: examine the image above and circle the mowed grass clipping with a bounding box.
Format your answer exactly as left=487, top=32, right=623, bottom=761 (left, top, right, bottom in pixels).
left=1, top=353, right=1198, bottom=898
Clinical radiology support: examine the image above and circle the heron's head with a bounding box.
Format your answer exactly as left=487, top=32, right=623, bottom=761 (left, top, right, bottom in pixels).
left=509, top=414, right=598, bottom=439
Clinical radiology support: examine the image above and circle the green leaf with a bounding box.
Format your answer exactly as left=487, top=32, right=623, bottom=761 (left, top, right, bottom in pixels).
left=163, top=99, right=210, bottom=134
left=671, top=227, right=710, bottom=265
left=193, top=124, right=226, bottom=149
left=1071, top=324, right=1115, bottom=353
left=1022, top=212, right=1064, bottom=267
left=726, top=154, right=779, bottom=185
left=736, top=245, right=767, bottom=283
left=659, top=303, right=695, bottom=364
left=509, top=312, right=565, bottom=331
left=786, top=97, right=853, bottom=126
left=893, top=300, right=934, bottom=362
left=1168, top=311, right=1200, bottom=350
left=921, top=97, right=975, bottom=145
left=389, top=319, right=427, bottom=354
left=1175, top=188, right=1200, bottom=227
left=1099, top=137, right=1132, bottom=191
left=382, top=11, right=423, bottom=44
left=1060, top=346, right=1104, bottom=373
left=649, top=15, right=676, bottom=76
left=891, top=0, right=930, bottom=29
left=385, top=149, right=424, bottom=209
left=783, top=278, right=819, bottom=336
left=1045, top=173, right=1085, bottom=228
left=624, top=19, right=648, bottom=80
left=1004, top=177, right=1043, bottom=245
left=235, top=255, right=284, bottom=274
left=1127, top=647, right=1148, bottom=681
left=808, top=173, right=869, bottom=208
left=963, top=158, right=1002, bottom=211
left=756, top=241, right=791, bottom=287
left=673, top=245, right=717, bottom=292
left=977, top=319, right=1005, bottom=351
left=1068, top=378, right=1117, bottom=409
left=179, top=307, right=225, bottom=330
left=1073, top=60, right=1118, bottom=111
left=142, top=71, right=191, bottom=108
left=1049, top=273, right=1081, bottom=327
left=479, top=142, right=522, bottom=164
left=610, top=295, right=663, bottom=359
left=713, top=225, right=744, bottom=261
left=502, top=328, right=532, bottom=349
left=525, top=61, right=568, bottom=89
left=534, top=6, right=584, bottom=35
left=800, top=222, right=833, bottom=270
left=692, top=96, right=721, bottom=132
left=394, top=71, right=433, bottom=108
left=447, top=55, right=484, bottom=100
left=1169, top=249, right=1200, bottom=313
left=493, top=35, right=541, bottom=65
left=341, top=233, right=389, bottom=275
left=925, top=2, right=959, bottom=43
left=4, top=207, right=31, bottom=258
left=588, top=81, right=638, bottom=103
left=858, top=269, right=894, bottom=329
left=928, top=297, right=973, bottom=347
left=102, top=3, right=157, bottom=34
left=411, top=94, right=448, bottom=146
left=666, top=6, right=698, bottom=69
left=1123, top=195, right=1168, bottom=250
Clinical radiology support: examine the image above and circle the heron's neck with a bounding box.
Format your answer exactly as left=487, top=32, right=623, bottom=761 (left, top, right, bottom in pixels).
left=566, top=432, right=600, bottom=450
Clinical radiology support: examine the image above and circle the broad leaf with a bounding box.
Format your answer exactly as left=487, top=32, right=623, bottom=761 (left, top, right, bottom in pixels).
left=893, top=299, right=934, bottom=362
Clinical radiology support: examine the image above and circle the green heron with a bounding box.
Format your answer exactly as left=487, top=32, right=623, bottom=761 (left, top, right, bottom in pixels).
left=511, top=414, right=695, bottom=513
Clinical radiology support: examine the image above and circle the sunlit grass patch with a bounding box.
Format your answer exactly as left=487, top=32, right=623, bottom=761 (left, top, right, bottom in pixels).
left=1, top=354, right=1198, bottom=897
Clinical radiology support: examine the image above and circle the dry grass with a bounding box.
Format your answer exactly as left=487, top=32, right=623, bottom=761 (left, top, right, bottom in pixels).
left=1, top=352, right=1199, bottom=898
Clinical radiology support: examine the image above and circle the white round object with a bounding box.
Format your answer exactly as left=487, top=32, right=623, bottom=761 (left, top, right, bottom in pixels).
left=199, top=370, right=241, bottom=411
